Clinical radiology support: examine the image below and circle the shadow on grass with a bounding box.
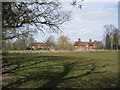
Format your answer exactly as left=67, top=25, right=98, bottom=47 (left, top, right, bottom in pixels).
left=2, top=55, right=115, bottom=89
left=38, top=61, right=78, bottom=89
left=2, top=55, right=72, bottom=73
left=3, top=61, right=78, bottom=88
left=3, top=55, right=77, bottom=88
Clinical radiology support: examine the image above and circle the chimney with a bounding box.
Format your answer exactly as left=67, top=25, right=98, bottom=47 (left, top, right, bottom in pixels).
left=89, top=39, right=92, bottom=42
left=78, top=38, right=81, bottom=42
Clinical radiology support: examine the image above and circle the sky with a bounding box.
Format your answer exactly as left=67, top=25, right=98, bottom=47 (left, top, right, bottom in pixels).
left=34, top=1, right=118, bottom=43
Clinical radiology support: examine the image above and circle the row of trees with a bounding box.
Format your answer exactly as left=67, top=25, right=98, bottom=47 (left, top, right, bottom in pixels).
left=42, top=35, right=74, bottom=50
left=2, top=36, right=35, bottom=50
left=2, top=35, right=74, bottom=50
left=104, top=25, right=119, bottom=50
left=2, top=25, right=120, bottom=50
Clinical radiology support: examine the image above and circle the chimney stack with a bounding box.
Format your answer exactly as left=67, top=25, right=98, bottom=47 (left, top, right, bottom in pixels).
left=78, top=38, right=81, bottom=42
left=89, top=39, right=92, bottom=42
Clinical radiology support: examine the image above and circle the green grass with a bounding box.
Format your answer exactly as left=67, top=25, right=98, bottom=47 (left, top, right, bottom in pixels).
left=2, top=52, right=118, bottom=89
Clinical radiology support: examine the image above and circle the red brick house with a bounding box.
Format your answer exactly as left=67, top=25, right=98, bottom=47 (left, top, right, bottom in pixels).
left=74, top=38, right=96, bottom=50
left=31, top=42, right=46, bottom=50
left=31, top=42, right=54, bottom=50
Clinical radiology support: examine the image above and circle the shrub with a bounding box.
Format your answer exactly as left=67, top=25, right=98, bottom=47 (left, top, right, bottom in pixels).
left=25, top=47, right=32, bottom=50
left=37, top=48, right=43, bottom=50
left=2, top=50, right=9, bottom=55
left=43, top=47, right=49, bottom=50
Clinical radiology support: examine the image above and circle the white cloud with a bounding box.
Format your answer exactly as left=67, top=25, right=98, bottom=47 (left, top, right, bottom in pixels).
left=34, top=2, right=117, bottom=42
left=78, top=7, right=116, bottom=20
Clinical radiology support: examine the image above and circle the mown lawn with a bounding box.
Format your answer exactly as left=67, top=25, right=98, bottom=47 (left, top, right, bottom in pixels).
left=2, top=52, right=118, bottom=89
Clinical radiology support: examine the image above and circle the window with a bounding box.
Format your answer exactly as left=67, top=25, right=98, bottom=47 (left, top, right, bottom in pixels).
left=75, top=46, right=77, bottom=48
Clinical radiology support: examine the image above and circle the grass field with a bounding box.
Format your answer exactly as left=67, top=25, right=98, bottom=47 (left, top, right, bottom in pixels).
left=2, top=52, right=118, bottom=89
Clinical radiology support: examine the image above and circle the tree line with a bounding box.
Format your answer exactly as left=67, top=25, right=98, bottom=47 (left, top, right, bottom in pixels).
left=104, top=25, right=119, bottom=50
left=2, top=35, right=74, bottom=50
left=2, top=24, right=120, bottom=50
left=2, top=36, right=35, bottom=50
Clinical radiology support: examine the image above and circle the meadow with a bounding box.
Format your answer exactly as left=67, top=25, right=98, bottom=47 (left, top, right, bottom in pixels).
left=2, top=52, right=118, bottom=89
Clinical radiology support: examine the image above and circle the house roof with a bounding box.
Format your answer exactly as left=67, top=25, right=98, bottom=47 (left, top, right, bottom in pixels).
left=30, top=42, right=46, bottom=46
left=74, top=41, right=94, bottom=46
left=35, top=42, right=46, bottom=44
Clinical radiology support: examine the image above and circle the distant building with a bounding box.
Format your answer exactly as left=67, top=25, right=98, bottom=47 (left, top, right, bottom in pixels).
left=74, top=38, right=96, bottom=50
left=31, top=42, right=54, bottom=50
left=31, top=42, right=46, bottom=50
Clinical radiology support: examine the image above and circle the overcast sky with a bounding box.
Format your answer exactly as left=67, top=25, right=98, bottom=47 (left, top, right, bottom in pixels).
left=34, top=1, right=118, bottom=43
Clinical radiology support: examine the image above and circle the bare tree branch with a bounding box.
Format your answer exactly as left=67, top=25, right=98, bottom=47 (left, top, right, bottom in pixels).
left=2, top=2, right=71, bottom=40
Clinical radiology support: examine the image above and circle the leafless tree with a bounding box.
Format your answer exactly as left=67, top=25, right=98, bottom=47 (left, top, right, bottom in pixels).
left=2, top=1, right=71, bottom=40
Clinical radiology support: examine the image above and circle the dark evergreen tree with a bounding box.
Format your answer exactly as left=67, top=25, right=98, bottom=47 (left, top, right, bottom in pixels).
left=112, top=29, right=118, bottom=50
left=105, top=34, right=111, bottom=49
